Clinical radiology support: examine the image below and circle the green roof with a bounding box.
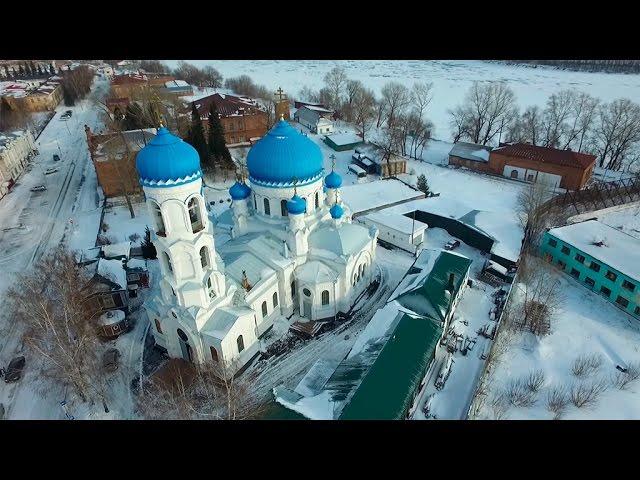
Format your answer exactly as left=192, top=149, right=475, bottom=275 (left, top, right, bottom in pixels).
left=338, top=313, right=443, bottom=420
left=395, top=251, right=472, bottom=322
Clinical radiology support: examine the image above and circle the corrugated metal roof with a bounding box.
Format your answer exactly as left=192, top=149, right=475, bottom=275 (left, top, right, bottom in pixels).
left=395, top=250, right=472, bottom=322
left=493, top=142, right=596, bottom=169
left=338, top=313, right=443, bottom=419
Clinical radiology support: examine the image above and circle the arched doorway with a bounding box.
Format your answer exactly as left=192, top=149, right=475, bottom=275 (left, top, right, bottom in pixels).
left=177, top=328, right=193, bottom=362
left=302, top=287, right=313, bottom=319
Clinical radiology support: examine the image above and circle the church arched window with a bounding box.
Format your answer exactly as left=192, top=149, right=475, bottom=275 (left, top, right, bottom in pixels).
left=163, top=252, right=173, bottom=274
left=321, top=290, right=330, bottom=305
left=273, top=291, right=278, bottom=308
left=510, top=169, right=519, bottom=179
left=199, top=246, right=210, bottom=269
left=315, top=192, right=319, bottom=209
left=188, top=198, right=203, bottom=233
left=237, top=335, right=244, bottom=353
left=210, top=346, right=219, bottom=362
left=262, top=300, right=268, bottom=318
left=152, top=202, right=165, bottom=236
left=281, top=199, right=288, bottom=217
left=264, top=198, right=271, bottom=216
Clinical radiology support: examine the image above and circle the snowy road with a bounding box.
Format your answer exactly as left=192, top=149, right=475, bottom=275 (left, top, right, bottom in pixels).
left=0, top=77, right=109, bottom=419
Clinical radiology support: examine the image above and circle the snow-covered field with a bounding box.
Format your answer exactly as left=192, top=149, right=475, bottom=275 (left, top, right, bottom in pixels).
left=165, top=60, right=640, bottom=139
left=475, top=268, right=640, bottom=420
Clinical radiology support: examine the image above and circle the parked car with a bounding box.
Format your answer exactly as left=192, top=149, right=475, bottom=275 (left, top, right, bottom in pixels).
left=30, top=185, right=47, bottom=192
left=65, top=110, right=73, bottom=116
left=53, top=154, right=60, bottom=161
left=102, top=348, right=120, bottom=373
left=4, top=356, right=26, bottom=383
left=44, top=168, right=58, bottom=175
left=444, top=239, right=460, bottom=251
left=60, top=113, right=70, bottom=120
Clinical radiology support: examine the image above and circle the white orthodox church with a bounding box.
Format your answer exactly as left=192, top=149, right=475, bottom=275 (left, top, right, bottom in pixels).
left=136, top=119, right=378, bottom=375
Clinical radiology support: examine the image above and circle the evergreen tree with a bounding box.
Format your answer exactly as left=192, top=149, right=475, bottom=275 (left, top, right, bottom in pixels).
left=186, top=103, right=209, bottom=166
left=11, top=67, right=17, bottom=78
left=37, top=64, right=43, bottom=76
left=207, top=103, right=232, bottom=170
left=416, top=174, right=430, bottom=196
left=18, top=65, right=25, bottom=77
left=3, top=65, right=9, bottom=79
left=140, top=226, right=157, bottom=259
left=49, top=63, right=55, bottom=76
left=29, top=61, right=36, bottom=76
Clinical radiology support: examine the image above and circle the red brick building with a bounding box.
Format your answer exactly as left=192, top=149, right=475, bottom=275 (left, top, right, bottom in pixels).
left=192, top=93, right=268, bottom=145
left=488, top=143, right=596, bottom=190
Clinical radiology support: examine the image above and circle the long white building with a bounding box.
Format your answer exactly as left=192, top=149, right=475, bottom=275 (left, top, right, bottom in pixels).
left=137, top=119, right=378, bottom=375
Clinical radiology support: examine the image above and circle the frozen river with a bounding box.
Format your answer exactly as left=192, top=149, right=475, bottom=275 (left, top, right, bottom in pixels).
left=164, top=60, right=640, bottom=139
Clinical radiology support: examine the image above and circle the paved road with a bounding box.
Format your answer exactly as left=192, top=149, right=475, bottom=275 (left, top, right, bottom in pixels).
left=0, top=77, right=109, bottom=419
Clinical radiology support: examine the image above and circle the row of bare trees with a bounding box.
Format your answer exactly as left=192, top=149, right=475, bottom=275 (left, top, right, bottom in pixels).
left=450, top=81, right=640, bottom=172
left=298, top=68, right=434, bottom=157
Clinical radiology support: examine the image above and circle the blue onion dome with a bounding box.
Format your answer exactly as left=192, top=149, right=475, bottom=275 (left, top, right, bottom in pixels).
left=136, top=126, right=202, bottom=188
left=287, top=194, right=307, bottom=215
left=325, top=170, right=342, bottom=189
left=247, top=119, right=324, bottom=187
left=229, top=181, right=251, bottom=200
left=330, top=203, right=344, bottom=219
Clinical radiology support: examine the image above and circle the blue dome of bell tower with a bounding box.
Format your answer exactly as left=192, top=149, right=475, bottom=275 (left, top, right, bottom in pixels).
left=135, top=126, right=202, bottom=188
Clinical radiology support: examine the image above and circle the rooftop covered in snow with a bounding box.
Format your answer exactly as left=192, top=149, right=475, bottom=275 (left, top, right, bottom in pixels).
left=340, top=178, right=425, bottom=217
left=547, top=219, right=640, bottom=281
left=449, top=141, right=491, bottom=163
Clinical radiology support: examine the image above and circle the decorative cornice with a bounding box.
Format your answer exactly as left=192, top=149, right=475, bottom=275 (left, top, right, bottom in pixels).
left=249, top=170, right=324, bottom=189
left=140, top=170, right=203, bottom=188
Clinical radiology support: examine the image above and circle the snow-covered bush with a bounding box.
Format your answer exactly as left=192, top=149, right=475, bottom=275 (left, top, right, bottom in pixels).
left=526, top=369, right=546, bottom=393
left=505, top=378, right=537, bottom=407
left=571, top=353, right=603, bottom=378
left=545, top=385, right=569, bottom=419
left=610, top=362, right=640, bottom=390
left=489, top=392, right=509, bottom=419
left=569, top=378, right=607, bottom=408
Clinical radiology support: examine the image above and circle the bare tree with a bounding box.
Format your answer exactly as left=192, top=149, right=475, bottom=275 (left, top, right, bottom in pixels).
left=516, top=180, right=555, bottom=251
left=541, top=90, right=576, bottom=148
left=6, top=247, right=109, bottom=408
left=323, top=66, right=348, bottom=111
left=137, top=359, right=266, bottom=420
left=514, top=254, right=564, bottom=336
left=507, top=105, right=544, bottom=145
left=448, top=81, right=517, bottom=146
left=591, top=98, right=640, bottom=171
left=411, top=81, right=434, bottom=122
left=504, top=377, right=537, bottom=407
left=380, top=81, right=412, bottom=130
left=352, top=87, right=376, bottom=142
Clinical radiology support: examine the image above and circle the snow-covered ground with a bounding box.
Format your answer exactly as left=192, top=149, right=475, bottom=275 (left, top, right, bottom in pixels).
left=164, top=60, right=640, bottom=140
left=474, top=267, right=640, bottom=420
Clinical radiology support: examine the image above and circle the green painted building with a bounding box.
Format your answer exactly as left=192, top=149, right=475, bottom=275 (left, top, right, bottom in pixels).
left=540, top=220, right=640, bottom=319
left=273, top=249, right=472, bottom=420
